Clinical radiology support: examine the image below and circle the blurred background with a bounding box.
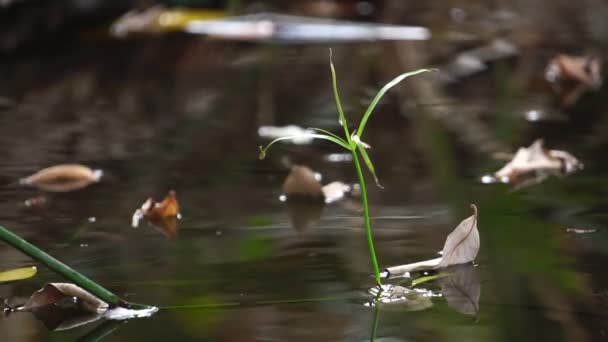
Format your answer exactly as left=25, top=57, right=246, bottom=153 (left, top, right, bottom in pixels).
left=0, top=0, right=608, bottom=341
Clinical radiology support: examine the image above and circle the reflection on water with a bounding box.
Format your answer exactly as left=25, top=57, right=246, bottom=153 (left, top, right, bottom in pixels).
left=1, top=0, right=608, bottom=341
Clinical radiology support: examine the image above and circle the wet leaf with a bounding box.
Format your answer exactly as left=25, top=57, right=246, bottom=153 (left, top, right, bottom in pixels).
left=20, top=283, right=109, bottom=314
left=132, top=191, right=181, bottom=238
left=385, top=205, right=479, bottom=276
left=0, top=266, right=37, bottom=283
left=281, top=166, right=324, bottom=198
left=19, top=164, right=103, bottom=192
left=489, top=139, right=582, bottom=186
left=30, top=304, right=102, bottom=331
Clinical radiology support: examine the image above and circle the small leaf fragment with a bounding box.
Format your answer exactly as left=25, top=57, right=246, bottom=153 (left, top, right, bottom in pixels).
left=0, top=266, right=37, bottom=283
left=131, top=191, right=181, bottom=238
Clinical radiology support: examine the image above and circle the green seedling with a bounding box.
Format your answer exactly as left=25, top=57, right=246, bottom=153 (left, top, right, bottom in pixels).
left=259, top=50, right=435, bottom=286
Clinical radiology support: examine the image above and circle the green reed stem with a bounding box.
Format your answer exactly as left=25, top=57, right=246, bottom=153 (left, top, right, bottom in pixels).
left=352, top=152, right=381, bottom=286
left=0, top=225, right=125, bottom=307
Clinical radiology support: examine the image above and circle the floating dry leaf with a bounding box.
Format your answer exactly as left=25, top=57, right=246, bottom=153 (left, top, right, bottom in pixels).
left=385, top=205, right=479, bottom=277
left=545, top=54, right=602, bottom=106
left=281, top=165, right=324, bottom=198
left=0, top=266, right=37, bottom=283
left=20, top=164, right=103, bottom=192
left=487, top=139, right=582, bottom=186
left=20, top=283, right=109, bottom=314
left=132, top=190, right=181, bottom=238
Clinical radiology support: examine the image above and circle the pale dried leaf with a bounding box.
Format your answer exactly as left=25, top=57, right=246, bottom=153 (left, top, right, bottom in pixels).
left=436, top=204, right=479, bottom=268
left=20, top=283, right=109, bottom=314
left=493, top=139, right=582, bottom=183
left=20, top=164, right=103, bottom=192
left=385, top=205, right=479, bottom=276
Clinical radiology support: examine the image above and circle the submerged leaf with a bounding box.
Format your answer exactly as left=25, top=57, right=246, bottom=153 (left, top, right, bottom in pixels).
left=19, top=164, right=103, bottom=192
left=0, top=266, right=37, bottom=283
left=490, top=139, right=582, bottom=186
left=385, top=205, right=479, bottom=276
left=20, top=283, right=109, bottom=314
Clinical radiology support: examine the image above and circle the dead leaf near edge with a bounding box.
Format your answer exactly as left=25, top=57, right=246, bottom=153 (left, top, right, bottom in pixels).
left=19, top=164, right=103, bottom=192
left=385, top=204, right=479, bottom=276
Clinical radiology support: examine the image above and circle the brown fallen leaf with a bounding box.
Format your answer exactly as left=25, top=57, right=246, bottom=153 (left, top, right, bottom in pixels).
left=281, top=165, right=324, bottom=198
left=19, top=283, right=109, bottom=314
left=384, top=205, right=479, bottom=276
left=546, top=54, right=602, bottom=88
left=491, top=139, right=582, bottom=185
left=19, top=164, right=103, bottom=192
left=545, top=54, right=602, bottom=106
left=132, top=190, right=181, bottom=238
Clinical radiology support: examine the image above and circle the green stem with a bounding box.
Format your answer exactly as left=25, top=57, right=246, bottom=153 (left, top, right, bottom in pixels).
left=0, top=225, right=125, bottom=307
left=351, top=152, right=381, bottom=286
left=370, top=302, right=381, bottom=342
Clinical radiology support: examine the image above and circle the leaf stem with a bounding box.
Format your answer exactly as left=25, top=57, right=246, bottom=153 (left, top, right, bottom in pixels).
left=351, top=152, right=381, bottom=286
left=0, top=225, right=125, bottom=307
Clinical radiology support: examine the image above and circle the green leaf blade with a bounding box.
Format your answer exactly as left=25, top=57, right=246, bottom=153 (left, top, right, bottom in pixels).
left=0, top=266, right=37, bottom=283
left=259, top=133, right=351, bottom=160
left=356, top=143, right=383, bottom=189
left=357, top=68, right=437, bottom=139
left=329, top=49, right=352, bottom=143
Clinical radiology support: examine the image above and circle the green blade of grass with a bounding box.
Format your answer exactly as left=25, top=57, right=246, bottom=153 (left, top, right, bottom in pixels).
left=357, top=68, right=437, bottom=139
left=259, top=133, right=351, bottom=160
left=356, top=143, right=383, bottom=189
left=411, top=272, right=450, bottom=287
left=0, top=225, right=125, bottom=307
left=0, top=266, right=37, bottom=283
left=307, top=128, right=350, bottom=146
left=329, top=49, right=352, bottom=143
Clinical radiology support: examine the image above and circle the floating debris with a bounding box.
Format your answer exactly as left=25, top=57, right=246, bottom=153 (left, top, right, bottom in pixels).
left=132, top=190, right=181, bottom=239
left=385, top=205, right=479, bottom=277
left=186, top=13, right=430, bottom=43
left=483, top=139, right=582, bottom=187
left=565, top=227, right=597, bottom=234
left=545, top=54, right=602, bottom=106
left=111, top=5, right=227, bottom=37
left=19, top=164, right=103, bottom=192
left=321, top=181, right=352, bottom=204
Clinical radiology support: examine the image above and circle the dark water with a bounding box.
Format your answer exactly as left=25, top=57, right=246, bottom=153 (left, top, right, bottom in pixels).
left=1, top=1, right=608, bottom=341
